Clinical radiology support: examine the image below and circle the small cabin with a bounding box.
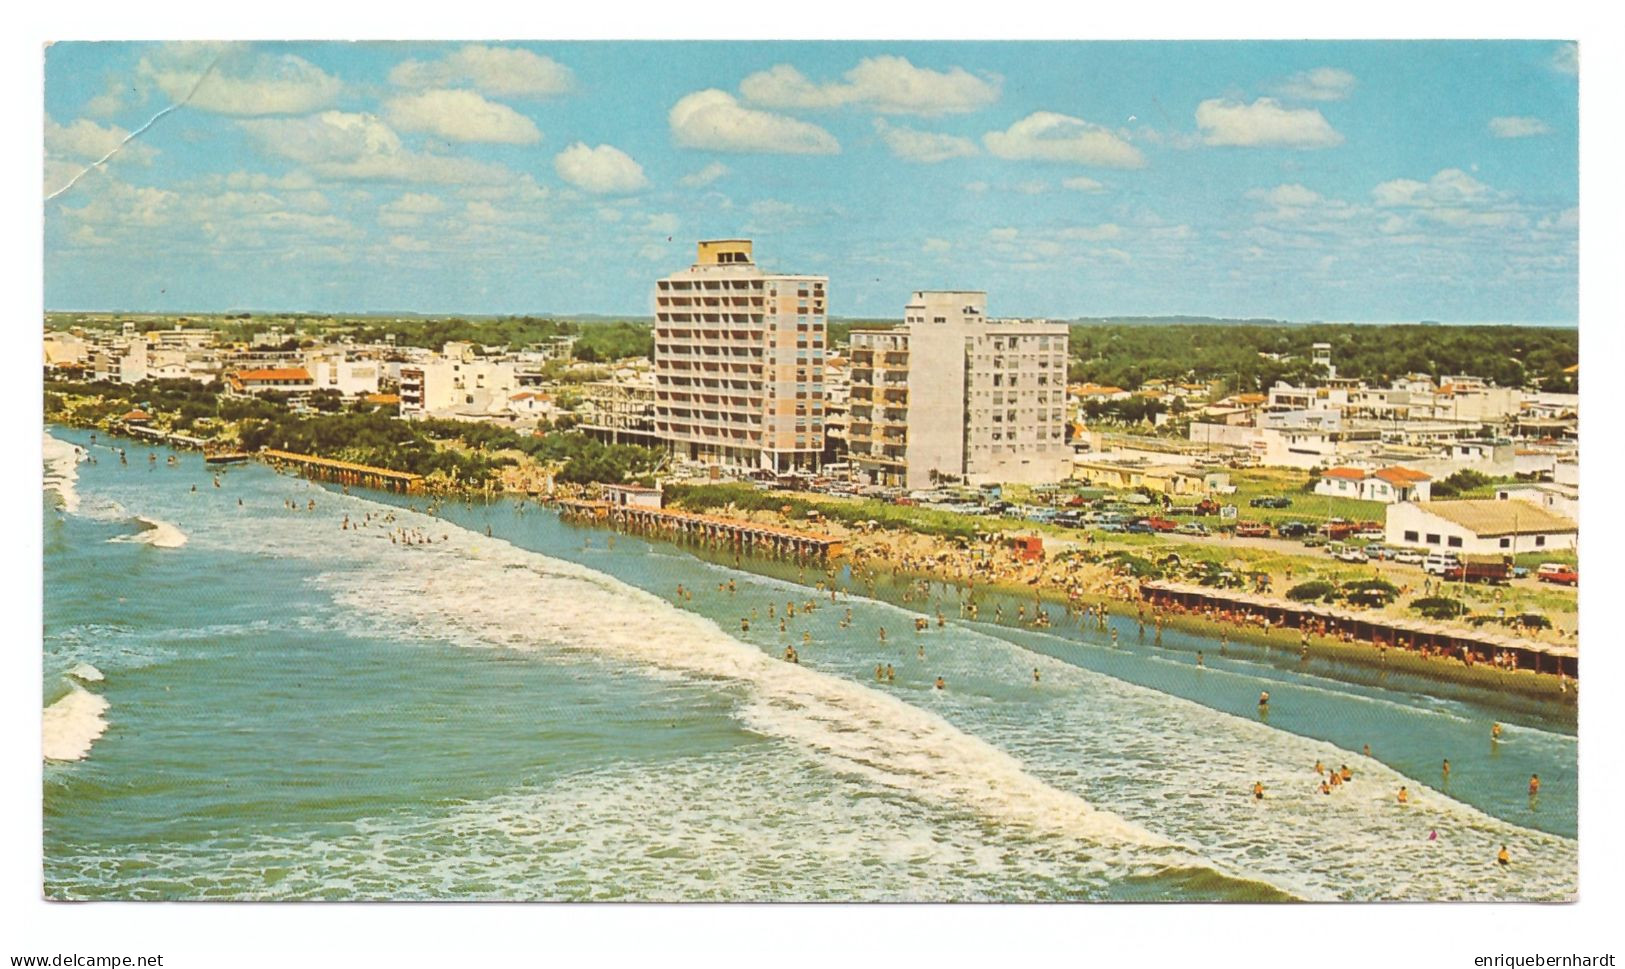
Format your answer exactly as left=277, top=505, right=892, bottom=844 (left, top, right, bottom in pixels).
left=602, top=484, right=663, bottom=510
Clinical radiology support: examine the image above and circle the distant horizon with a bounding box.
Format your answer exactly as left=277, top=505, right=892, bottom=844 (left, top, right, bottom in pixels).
left=42, top=307, right=1581, bottom=329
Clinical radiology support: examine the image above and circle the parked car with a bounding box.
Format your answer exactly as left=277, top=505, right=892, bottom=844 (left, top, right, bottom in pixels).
left=1276, top=521, right=1313, bottom=538
left=1250, top=495, right=1293, bottom=508
left=1125, top=522, right=1155, bottom=534
left=1354, top=527, right=1385, bottom=540
left=1336, top=548, right=1370, bottom=564
left=1363, top=543, right=1391, bottom=560
left=1301, top=535, right=1328, bottom=548
left=1234, top=521, right=1271, bottom=538
left=1098, top=522, right=1128, bottom=533
left=1174, top=522, right=1209, bottom=536
left=1422, top=552, right=1462, bottom=575
left=1144, top=516, right=1180, bottom=533
left=1391, top=549, right=1424, bottom=565
left=1536, top=562, right=1579, bottom=586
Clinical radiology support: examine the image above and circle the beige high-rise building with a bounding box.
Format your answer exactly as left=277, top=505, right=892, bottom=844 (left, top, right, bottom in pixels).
left=848, top=291, right=1071, bottom=489
left=652, top=240, right=826, bottom=472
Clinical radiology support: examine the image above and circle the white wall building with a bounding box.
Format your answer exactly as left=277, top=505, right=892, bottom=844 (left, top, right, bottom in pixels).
left=848, top=291, right=1071, bottom=489
left=1315, top=465, right=1433, bottom=503
left=1386, top=499, right=1578, bottom=556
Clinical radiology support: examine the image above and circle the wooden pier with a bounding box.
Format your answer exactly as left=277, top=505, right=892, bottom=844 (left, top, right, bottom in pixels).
left=260, top=449, right=425, bottom=494
left=557, top=499, right=843, bottom=560
left=1140, top=579, right=1577, bottom=678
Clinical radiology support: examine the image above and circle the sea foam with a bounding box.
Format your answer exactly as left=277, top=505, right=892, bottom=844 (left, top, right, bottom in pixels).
left=111, top=516, right=189, bottom=549
left=42, top=433, right=82, bottom=514
left=43, top=685, right=110, bottom=762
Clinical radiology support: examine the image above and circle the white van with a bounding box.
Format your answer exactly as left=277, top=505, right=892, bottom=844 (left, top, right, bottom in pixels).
left=1422, top=552, right=1462, bottom=575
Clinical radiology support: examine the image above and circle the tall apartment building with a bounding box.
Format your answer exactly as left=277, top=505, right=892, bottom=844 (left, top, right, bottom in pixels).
left=652, top=240, right=826, bottom=472
left=848, top=291, right=1071, bottom=489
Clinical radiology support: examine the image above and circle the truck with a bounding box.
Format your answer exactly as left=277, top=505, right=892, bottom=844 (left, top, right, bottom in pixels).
left=1439, top=555, right=1513, bottom=585
left=1234, top=521, right=1271, bottom=538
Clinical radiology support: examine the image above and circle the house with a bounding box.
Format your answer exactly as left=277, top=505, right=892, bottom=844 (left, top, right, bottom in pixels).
left=1494, top=483, right=1579, bottom=523
left=1385, top=499, right=1577, bottom=555
left=1315, top=465, right=1432, bottom=504
left=602, top=484, right=662, bottom=509
left=225, top=367, right=314, bottom=396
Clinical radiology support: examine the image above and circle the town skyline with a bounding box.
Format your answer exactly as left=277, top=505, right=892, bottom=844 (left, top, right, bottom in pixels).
left=46, top=41, right=1579, bottom=323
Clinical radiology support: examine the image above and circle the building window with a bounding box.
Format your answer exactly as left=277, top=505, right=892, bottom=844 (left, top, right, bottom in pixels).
left=1404, top=530, right=1420, bottom=543
left=1535, top=536, right=1546, bottom=547
left=1426, top=533, right=1440, bottom=545
left=1447, top=536, right=1463, bottom=548
left=1500, top=537, right=1511, bottom=548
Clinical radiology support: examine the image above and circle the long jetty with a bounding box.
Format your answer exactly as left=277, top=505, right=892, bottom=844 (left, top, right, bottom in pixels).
left=260, top=449, right=425, bottom=494
left=557, top=499, right=843, bottom=561
left=1140, top=579, right=1577, bottom=678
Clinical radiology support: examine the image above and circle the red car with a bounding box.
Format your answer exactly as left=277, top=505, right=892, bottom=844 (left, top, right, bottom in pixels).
left=1537, top=563, right=1579, bottom=586
left=1144, top=516, right=1179, bottom=533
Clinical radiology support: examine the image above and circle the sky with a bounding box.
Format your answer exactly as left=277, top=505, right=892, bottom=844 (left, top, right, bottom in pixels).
left=42, top=40, right=1580, bottom=323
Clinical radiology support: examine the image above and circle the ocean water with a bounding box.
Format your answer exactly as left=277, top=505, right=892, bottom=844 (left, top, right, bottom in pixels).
left=42, top=428, right=1579, bottom=901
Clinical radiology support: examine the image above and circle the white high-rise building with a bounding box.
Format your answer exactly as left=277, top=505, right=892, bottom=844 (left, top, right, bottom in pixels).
left=652, top=240, right=826, bottom=472
left=848, top=291, right=1071, bottom=488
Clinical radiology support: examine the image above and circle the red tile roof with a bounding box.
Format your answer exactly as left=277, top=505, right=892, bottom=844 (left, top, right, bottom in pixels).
left=233, top=368, right=311, bottom=382
left=1374, top=466, right=1432, bottom=484
left=1320, top=466, right=1367, bottom=481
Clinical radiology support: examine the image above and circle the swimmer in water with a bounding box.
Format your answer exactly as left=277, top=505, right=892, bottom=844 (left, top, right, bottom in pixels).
left=886, top=664, right=895, bottom=683
left=1258, top=691, right=1270, bottom=707
left=876, top=664, right=885, bottom=682
left=1033, top=667, right=1041, bottom=684
left=1529, top=774, right=1540, bottom=797
left=1492, top=722, right=1503, bottom=740
left=1363, top=744, right=1372, bottom=758
left=918, top=644, right=925, bottom=659
left=878, top=627, right=887, bottom=643
left=1442, top=759, right=1451, bottom=780
left=934, top=676, right=945, bottom=691
left=1196, top=651, right=1204, bottom=667
left=740, top=618, right=750, bottom=632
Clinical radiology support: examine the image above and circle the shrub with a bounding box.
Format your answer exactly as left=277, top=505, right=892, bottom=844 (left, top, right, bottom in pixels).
left=1287, top=580, right=1338, bottom=602
left=1411, top=596, right=1467, bottom=620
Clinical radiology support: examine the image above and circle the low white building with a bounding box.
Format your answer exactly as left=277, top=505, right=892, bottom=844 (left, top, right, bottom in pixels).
left=1315, top=465, right=1432, bottom=503
left=1386, top=499, right=1578, bottom=556
left=1494, top=483, right=1579, bottom=523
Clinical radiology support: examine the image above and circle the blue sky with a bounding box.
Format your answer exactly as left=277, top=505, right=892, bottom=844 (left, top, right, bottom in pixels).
left=43, top=40, right=1579, bottom=322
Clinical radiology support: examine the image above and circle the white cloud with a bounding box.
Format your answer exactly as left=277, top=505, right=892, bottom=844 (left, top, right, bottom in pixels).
left=554, top=143, right=649, bottom=194
left=989, top=227, right=1020, bottom=241
left=1488, top=116, right=1551, bottom=139
left=389, top=234, right=431, bottom=252
left=669, top=89, right=839, bottom=155
left=872, top=119, right=978, bottom=162
left=922, top=237, right=952, bottom=252
left=741, top=56, right=999, bottom=116
left=678, top=162, right=730, bottom=188
left=379, top=191, right=447, bottom=227
left=1372, top=169, right=1491, bottom=208
left=963, top=181, right=989, bottom=193
left=1058, top=223, right=1122, bottom=242
left=1552, top=43, right=1578, bottom=76
left=1195, top=98, right=1344, bottom=148
left=1248, top=183, right=1323, bottom=207
left=983, top=112, right=1145, bottom=168
left=1370, top=168, right=1524, bottom=231
left=45, top=117, right=156, bottom=165
left=384, top=89, right=541, bottom=144
left=240, top=111, right=515, bottom=185
left=1061, top=176, right=1104, bottom=192
left=1272, top=67, right=1357, bottom=102
left=1015, top=180, right=1048, bottom=195
left=137, top=42, right=341, bottom=116
left=389, top=45, right=574, bottom=98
